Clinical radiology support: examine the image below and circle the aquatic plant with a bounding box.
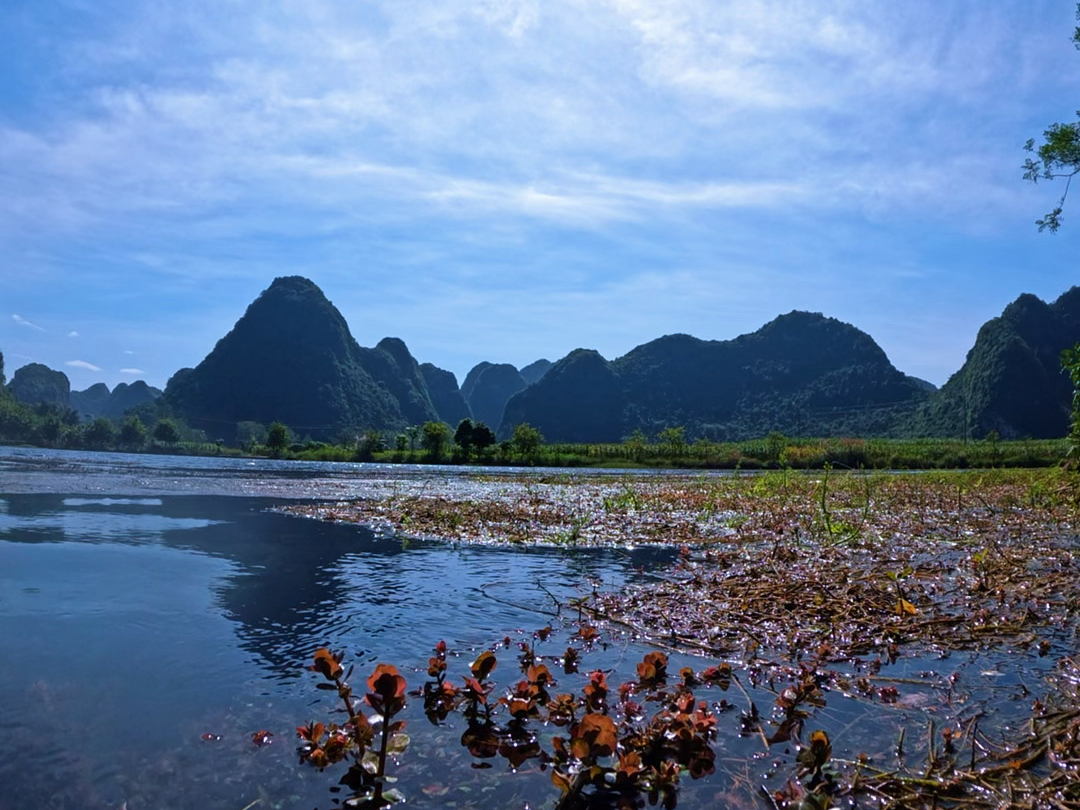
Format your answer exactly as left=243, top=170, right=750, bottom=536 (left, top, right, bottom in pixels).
left=300, top=636, right=720, bottom=809
left=297, top=649, right=410, bottom=807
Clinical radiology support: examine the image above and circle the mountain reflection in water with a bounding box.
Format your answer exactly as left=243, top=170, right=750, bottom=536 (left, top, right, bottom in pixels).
left=0, top=450, right=671, bottom=809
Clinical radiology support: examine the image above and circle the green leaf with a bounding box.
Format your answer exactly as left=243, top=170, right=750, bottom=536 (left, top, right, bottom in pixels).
left=388, top=733, right=410, bottom=755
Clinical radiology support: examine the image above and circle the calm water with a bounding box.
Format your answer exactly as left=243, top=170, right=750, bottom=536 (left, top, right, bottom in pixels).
left=0, top=448, right=1059, bottom=810
left=0, top=448, right=680, bottom=809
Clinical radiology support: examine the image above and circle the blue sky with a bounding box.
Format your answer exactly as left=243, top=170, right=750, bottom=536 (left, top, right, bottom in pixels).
left=1, top=0, right=1077, bottom=393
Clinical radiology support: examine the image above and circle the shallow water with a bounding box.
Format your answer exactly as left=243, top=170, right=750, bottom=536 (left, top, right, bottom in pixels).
left=0, top=449, right=683, bottom=809
left=0, top=448, right=1064, bottom=810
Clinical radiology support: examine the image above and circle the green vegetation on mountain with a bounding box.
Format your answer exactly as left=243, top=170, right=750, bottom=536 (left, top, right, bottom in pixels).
left=519, top=358, right=552, bottom=385
left=419, top=363, right=472, bottom=426
left=71, top=380, right=162, bottom=421
left=69, top=382, right=111, bottom=418
left=459, top=362, right=492, bottom=406
left=161, top=276, right=408, bottom=441
left=4, top=280, right=1080, bottom=457
left=465, top=363, right=526, bottom=431
left=7, top=363, right=71, bottom=409
left=500, top=349, right=624, bottom=442
left=356, top=337, right=441, bottom=427
left=909, top=287, right=1080, bottom=439
left=502, top=312, right=929, bottom=443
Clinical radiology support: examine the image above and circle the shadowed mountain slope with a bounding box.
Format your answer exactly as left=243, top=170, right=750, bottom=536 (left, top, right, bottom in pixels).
left=501, top=312, right=930, bottom=442
left=71, top=381, right=162, bottom=421
left=467, top=363, right=527, bottom=431
left=519, top=359, right=552, bottom=386
left=419, top=363, right=472, bottom=426
left=908, top=287, right=1080, bottom=439
left=8, top=363, right=70, bottom=409
left=161, top=276, right=408, bottom=440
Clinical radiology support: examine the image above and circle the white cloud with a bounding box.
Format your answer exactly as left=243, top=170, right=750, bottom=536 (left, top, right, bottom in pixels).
left=68, top=331, right=80, bottom=337
left=120, top=367, right=145, bottom=375
left=0, top=0, right=1059, bottom=248
left=12, top=314, right=44, bottom=331
left=65, top=360, right=102, bottom=371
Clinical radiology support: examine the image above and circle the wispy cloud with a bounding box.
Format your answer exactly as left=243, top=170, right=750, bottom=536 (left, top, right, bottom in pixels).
left=65, top=360, right=102, bottom=372
left=120, top=367, right=145, bottom=375
left=67, top=330, right=80, bottom=337
left=0, top=0, right=1076, bottom=391
left=12, top=314, right=45, bottom=331
left=2, top=0, right=1055, bottom=242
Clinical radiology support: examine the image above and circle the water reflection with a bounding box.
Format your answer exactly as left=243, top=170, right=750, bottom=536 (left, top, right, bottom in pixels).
left=0, top=489, right=673, bottom=809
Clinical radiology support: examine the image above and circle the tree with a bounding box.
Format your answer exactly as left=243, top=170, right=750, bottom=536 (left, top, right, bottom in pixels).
left=1023, top=4, right=1080, bottom=232
left=266, top=421, right=291, bottom=455
left=1063, top=344, right=1080, bottom=464
left=153, top=418, right=181, bottom=445
left=356, top=430, right=386, bottom=461
left=421, top=421, right=451, bottom=460
left=119, top=416, right=147, bottom=450
left=657, top=426, right=687, bottom=457
left=83, top=417, right=117, bottom=450
left=0, top=349, right=5, bottom=386
left=623, top=429, right=649, bottom=462
left=472, top=422, right=497, bottom=455
left=511, top=422, right=544, bottom=460
left=454, top=418, right=475, bottom=457
left=236, top=421, right=268, bottom=449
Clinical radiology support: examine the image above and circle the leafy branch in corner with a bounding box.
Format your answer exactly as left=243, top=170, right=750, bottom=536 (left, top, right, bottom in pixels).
left=1023, top=3, right=1080, bottom=232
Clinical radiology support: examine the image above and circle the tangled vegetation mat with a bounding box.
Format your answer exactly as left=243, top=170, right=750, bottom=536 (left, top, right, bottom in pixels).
left=282, top=469, right=1080, bottom=809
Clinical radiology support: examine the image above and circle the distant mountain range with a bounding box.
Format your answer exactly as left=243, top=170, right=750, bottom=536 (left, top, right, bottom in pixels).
left=5, top=276, right=1079, bottom=443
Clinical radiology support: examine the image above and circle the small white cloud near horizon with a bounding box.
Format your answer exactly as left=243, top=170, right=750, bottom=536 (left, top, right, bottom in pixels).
left=68, top=331, right=80, bottom=337
left=119, top=368, right=145, bottom=375
left=13, top=314, right=44, bottom=331
left=123, top=350, right=136, bottom=355
left=66, top=360, right=102, bottom=371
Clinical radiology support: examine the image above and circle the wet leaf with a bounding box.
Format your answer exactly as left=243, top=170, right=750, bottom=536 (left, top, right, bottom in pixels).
left=470, top=650, right=498, bottom=680
left=388, top=732, right=410, bottom=755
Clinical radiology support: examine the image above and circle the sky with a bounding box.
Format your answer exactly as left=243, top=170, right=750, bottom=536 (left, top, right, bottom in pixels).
left=1, top=0, right=1078, bottom=393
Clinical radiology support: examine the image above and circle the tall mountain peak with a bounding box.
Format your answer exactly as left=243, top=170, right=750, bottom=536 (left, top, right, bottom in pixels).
left=162, top=276, right=408, bottom=439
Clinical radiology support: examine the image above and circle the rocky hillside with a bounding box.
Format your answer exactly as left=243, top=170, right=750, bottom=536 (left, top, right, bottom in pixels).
left=7, top=363, right=70, bottom=409
left=908, top=287, right=1080, bottom=439
left=161, top=276, right=410, bottom=440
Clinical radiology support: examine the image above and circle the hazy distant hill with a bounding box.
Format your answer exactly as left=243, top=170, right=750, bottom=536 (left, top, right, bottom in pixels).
left=460, top=362, right=492, bottom=407
left=356, top=337, right=441, bottom=427
left=419, top=363, right=471, bottom=426
left=909, top=287, right=1080, bottom=439
left=501, top=349, right=625, bottom=442
left=519, top=359, right=552, bottom=386
left=161, top=276, right=409, bottom=440
left=71, top=380, right=162, bottom=421
left=465, top=363, right=527, bottom=430
left=501, top=312, right=930, bottom=442
left=7, top=363, right=70, bottom=409
left=69, top=382, right=111, bottom=417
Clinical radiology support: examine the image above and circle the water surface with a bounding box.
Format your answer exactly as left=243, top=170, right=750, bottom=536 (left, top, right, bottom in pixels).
left=0, top=449, right=673, bottom=809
